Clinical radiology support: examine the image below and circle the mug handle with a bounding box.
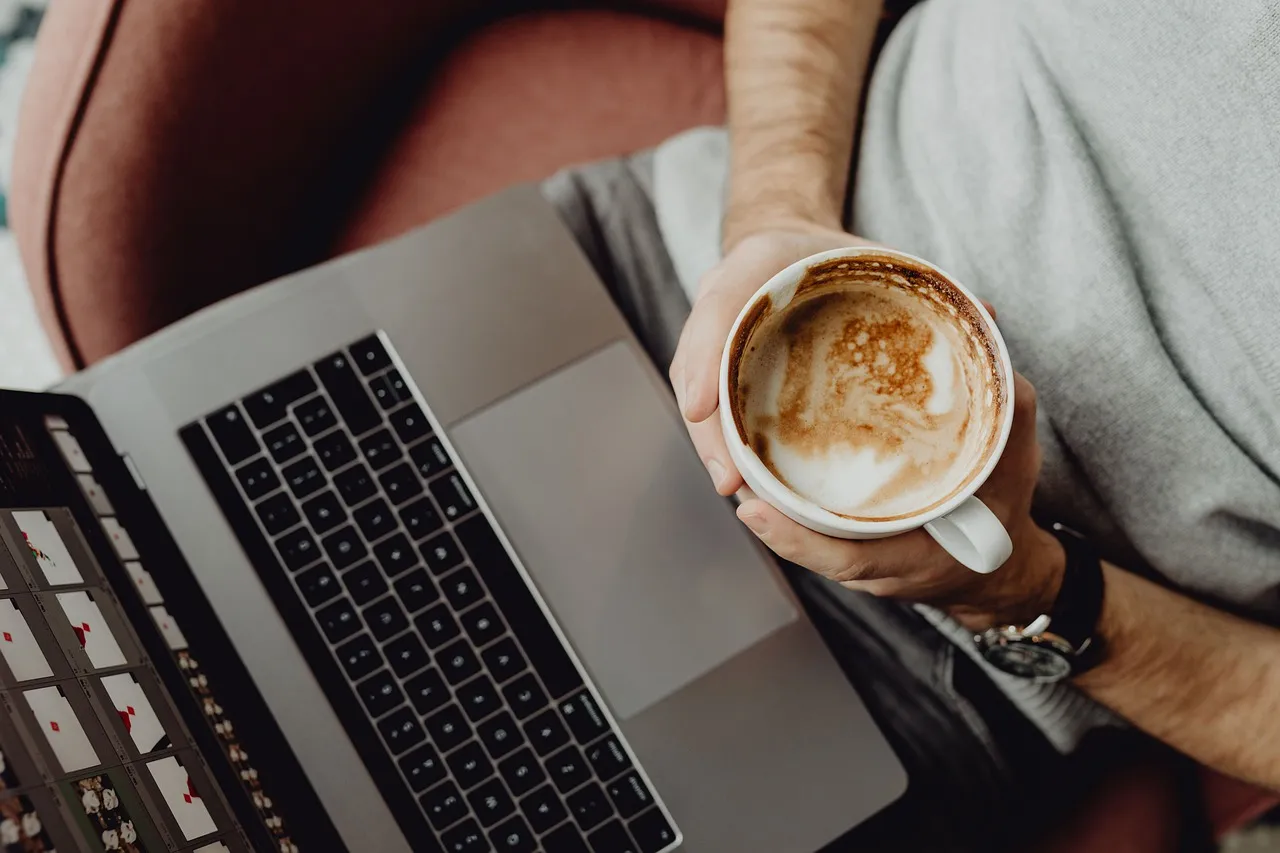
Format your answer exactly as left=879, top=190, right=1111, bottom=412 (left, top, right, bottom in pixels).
left=923, top=497, right=1013, bottom=574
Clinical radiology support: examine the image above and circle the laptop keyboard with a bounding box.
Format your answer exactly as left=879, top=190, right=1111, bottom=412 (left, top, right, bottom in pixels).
left=182, top=335, right=679, bottom=853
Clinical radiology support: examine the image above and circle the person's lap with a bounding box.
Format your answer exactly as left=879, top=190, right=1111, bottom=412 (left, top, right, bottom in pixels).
left=540, top=154, right=1168, bottom=852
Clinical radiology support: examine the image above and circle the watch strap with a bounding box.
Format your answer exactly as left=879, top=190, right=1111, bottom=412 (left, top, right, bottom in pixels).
left=1045, top=522, right=1105, bottom=653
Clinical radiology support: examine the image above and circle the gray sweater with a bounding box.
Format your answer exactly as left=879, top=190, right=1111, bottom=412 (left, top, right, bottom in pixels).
left=653, top=0, right=1280, bottom=749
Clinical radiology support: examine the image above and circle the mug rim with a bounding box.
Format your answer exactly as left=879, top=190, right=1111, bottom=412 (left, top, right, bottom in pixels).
left=717, top=246, right=1016, bottom=535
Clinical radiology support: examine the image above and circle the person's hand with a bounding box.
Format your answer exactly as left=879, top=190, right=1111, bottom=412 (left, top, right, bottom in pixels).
left=736, top=371, right=1067, bottom=628
left=669, top=225, right=876, bottom=496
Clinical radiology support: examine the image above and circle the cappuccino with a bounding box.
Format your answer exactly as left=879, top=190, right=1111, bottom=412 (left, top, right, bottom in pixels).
left=729, top=255, right=1007, bottom=521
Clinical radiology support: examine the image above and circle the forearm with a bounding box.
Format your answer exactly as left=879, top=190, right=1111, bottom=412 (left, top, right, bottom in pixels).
left=723, top=0, right=883, bottom=248
left=1077, top=563, right=1280, bottom=789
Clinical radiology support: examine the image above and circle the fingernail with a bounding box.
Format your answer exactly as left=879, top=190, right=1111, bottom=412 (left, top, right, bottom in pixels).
left=705, top=458, right=727, bottom=489
left=681, top=377, right=696, bottom=418
left=740, top=512, right=768, bottom=535
left=673, top=369, right=687, bottom=414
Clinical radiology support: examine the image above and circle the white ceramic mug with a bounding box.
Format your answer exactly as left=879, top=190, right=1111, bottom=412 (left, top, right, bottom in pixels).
left=718, top=247, right=1015, bottom=574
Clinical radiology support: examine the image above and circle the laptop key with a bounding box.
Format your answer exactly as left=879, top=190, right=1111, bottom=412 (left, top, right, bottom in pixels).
left=438, top=638, right=481, bottom=685
left=389, top=403, right=432, bottom=444
left=293, top=395, right=337, bottom=437
left=522, top=784, right=569, bottom=835
left=302, top=490, right=346, bottom=534
left=380, top=462, right=424, bottom=505
left=416, top=603, right=461, bottom=649
left=442, top=818, right=489, bottom=853
left=567, top=783, right=613, bottom=832
left=256, top=492, right=301, bottom=536
left=497, top=747, right=545, bottom=797
left=447, top=740, right=494, bottom=791
left=322, top=525, right=368, bottom=570
left=421, top=780, right=468, bottom=831
left=364, top=596, right=409, bottom=642
left=359, top=428, right=402, bottom=472
left=378, top=706, right=426, bottom=755
left=335, top=634, right=382, bottom=681
left=374, top=532, right=418, bottom=578
left=315, top=351, right=380, bottom=436
left=424, top=705, right=471, bottom=752
left=277, top=527, right=320, bottom=571
left=606, top=773, right=653, bottom=820
left=207, top=406, right=260, bottom=465
left=481, top=638, right=526, bottom=684
left=241, top=368, right=317, bottom=427
left=461, top=602, right=504, bottom=648
left=236, top=456, right=280, bottom=501
left=243, top=370, right=317, bottom=429
left=335, top=462, right=377, bottom=506
left=468, top=778, right=515, bottom=828
left=314, top=430, right=357, bottom=471
left=547, top=745, right=592, bottom=794
left=282, top=455, right=325, bottom=499
left=544, top=824, right=592, bottom=853
left=350, top=335, right=392, bottom=376
left=477, top=711, right=524, bottom=760
left=585, top=737, right=631, bottom=782
left=405, top=667, right=450, bottom=716
left=455, top=515, right=583, bottom=700
left=399, top=495, right=444, bottom=541
left=370, top=369, right=410, bottom=410
left=502, top=674, right=547, bottom=722
left=385, top=631, right=429, bottom=678
left=441, top=565, right=484, bottom=611
left=524, top=708, right=570, bottom=757
left=263, top=422, right=305, bottom=464
left=430, top=472, right=477, bottom=522
left=411, top=436, right=452, bottom=479
left=356, top=670, right=404, bottom=717
left=400, top=743, right=446, bottom=793
left=560, top=691, right=609, bottom=745
left=316, top=599, right=362, bottom=644
left=353, top=497, right=397, bottom=542
left=588, top=821, right=638, bottom=853
left=422, top=531, right=465, bottom=575
left=297, top=563, right=341, bottom=606
left=456, top=675, right=501, bottom=722
left=629, top=808, right=677, bottom=853
left=489, top=814, right=537, bottom=852
left=343, top=560, right=388, bottom=605
left=394, top=569, right=440, bottom=613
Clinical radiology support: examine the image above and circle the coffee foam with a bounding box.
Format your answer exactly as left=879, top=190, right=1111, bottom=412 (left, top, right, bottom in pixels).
left=731, top=256, right=1006, bottom=521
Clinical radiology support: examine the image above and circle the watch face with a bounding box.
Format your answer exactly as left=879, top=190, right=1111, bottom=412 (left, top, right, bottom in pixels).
left=984, top=639, right=1073, bottom=682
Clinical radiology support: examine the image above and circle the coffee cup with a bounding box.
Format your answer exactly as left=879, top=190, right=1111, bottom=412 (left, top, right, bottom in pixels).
left=718, top=247, right=1015, bottom=574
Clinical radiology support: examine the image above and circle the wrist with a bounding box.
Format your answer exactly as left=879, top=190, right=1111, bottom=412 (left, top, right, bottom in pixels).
left=723, top=178, right=845, bottom=251
left=958, top=524, right=1066, bottom=629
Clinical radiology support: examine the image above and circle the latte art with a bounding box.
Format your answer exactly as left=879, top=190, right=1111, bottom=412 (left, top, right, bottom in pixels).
left=731, top=257, right=1005, bottom=521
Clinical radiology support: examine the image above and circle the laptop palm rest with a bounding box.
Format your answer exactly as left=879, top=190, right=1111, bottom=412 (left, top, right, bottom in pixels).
left=449, top=341, right=797, bottom=720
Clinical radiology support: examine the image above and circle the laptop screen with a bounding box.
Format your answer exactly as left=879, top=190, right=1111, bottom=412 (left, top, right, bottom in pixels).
left=0, top=391, right=340, bottom=853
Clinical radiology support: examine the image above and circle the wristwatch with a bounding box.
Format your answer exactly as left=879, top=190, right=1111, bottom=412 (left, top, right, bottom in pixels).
left=975, top=522, right=1105, bottom=683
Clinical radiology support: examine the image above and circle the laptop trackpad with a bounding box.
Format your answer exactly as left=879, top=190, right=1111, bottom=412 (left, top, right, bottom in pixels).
left=450, top=341, right=797, bottom=720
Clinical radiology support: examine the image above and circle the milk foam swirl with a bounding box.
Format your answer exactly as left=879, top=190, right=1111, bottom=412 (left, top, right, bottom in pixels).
left=731, top=257, right=1006, bottom=521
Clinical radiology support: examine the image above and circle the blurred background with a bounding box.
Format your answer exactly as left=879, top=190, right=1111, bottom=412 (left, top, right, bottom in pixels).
left=0, top=0, right=60, bottom=391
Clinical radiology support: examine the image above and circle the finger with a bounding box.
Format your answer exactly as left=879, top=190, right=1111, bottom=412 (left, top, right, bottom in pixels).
left=677, top=287, right=742, bottom=423
left=736, top=500, right=880, bottom=582
left=687, top=415, right=744, bottom=495
left=980, top=299, right=998, bottom=322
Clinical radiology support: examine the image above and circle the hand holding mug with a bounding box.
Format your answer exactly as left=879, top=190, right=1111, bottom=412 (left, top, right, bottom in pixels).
left=671, top=236, right=1065, bottom=625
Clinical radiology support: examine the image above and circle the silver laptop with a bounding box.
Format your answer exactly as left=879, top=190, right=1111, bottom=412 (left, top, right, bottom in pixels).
left=52, top=185, right=906, bottom=852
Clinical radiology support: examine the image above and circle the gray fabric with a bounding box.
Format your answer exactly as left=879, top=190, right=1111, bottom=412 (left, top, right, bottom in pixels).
left=649, top=0, right=1280, bottom=751
left=540, top=158, right=1164, bottom=852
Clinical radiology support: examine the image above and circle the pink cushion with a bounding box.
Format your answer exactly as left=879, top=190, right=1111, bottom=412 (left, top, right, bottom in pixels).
left=335, top=9, right=725, bottom=252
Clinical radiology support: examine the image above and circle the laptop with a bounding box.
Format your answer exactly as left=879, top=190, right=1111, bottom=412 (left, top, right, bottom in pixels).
left=0, top=185, right=905, bottom=853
